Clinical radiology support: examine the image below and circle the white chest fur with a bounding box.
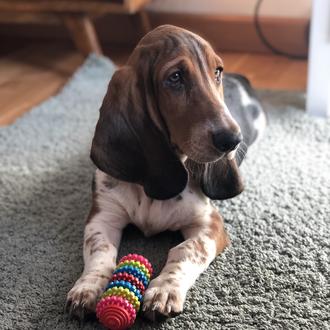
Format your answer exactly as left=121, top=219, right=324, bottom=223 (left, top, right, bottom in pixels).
left=94, top=169, right=211, bottom=236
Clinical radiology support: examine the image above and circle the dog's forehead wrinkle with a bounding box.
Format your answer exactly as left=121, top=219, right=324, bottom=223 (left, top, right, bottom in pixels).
left=167, top=34, right=182, bottom=49
left=191, top=42, right=206, bottom=70
left=138, top=27, right=209, bottom=58
left=189, top=40, right=219, bottom=92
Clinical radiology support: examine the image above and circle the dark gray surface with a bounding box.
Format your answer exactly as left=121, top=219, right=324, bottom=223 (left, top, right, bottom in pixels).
left=0, top=56, right=329, bottom=330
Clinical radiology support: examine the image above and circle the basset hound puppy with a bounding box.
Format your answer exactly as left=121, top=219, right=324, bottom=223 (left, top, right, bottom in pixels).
left=66, top=25, right=266, bottom=321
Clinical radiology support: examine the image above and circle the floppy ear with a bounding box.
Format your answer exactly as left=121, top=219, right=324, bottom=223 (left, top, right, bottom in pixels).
left=90, top=66, right=188, bottom=200
left=185, top=153, right=244, bottom=200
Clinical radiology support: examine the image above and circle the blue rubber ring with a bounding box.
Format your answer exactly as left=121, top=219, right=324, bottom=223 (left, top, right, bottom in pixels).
left=113, top=266, right=149, bottom=287
left=106, top=280, right=143, bottom=301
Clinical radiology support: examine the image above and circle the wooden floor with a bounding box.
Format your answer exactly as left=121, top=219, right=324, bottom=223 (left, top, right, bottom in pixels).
left=0, top=42, right=308, bottom=126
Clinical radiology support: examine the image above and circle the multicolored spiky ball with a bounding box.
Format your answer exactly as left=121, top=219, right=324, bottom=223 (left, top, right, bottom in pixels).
left=96, top=254, right=153, bottom=330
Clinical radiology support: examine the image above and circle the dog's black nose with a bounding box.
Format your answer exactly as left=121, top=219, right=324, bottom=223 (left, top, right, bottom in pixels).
left=212, top=131, right=243, bottom=152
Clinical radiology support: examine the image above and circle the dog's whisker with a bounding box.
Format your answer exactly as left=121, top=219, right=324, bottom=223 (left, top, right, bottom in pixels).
left=235, top=149, right=245, bottom=164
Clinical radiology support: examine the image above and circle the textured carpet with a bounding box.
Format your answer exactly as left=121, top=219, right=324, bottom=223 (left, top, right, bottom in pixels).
left=0, top=56, right=329, bottom=330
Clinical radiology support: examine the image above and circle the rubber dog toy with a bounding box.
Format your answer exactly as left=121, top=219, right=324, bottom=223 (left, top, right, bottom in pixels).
left=96, top=254, right=153, bottom=330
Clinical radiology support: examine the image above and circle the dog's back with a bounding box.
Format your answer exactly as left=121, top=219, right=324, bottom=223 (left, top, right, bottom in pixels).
left=224, top=74, right=266, bottom=148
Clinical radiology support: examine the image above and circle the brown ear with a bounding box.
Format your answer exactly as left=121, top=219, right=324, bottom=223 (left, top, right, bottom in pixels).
left=186, top=154, right=244, bottom=200
left=91, top=67, right=188, bottom=200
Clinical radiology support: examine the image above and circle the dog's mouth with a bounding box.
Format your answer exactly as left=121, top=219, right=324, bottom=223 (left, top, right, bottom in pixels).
left=174, top=139, right=240, bottom=164
left=185, top=144, right=240, bottom=164
left=184, top=147, right=227, bottom=164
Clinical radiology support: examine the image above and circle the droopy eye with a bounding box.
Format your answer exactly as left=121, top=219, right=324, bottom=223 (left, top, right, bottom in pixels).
left=215, top=67, right=223, bottom=84
left=167, top=71, right=183, bottom=85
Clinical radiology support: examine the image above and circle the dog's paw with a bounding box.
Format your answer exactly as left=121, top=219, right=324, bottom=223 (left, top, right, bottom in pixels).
left=142, top=277, right=184, bottom=321
left=66, top=276, right=105, bottom=321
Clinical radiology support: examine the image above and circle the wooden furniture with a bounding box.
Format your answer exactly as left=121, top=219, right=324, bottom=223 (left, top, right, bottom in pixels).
left=0, top=0, right=152, bottom=55
left=0, top=44, right=307, bottom=126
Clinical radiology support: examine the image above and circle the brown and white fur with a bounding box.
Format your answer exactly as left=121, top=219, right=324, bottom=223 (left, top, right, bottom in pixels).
left=66, top=25, right=265, bottom=321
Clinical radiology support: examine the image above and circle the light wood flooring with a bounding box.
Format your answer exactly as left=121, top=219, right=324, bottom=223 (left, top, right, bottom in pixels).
left=0, top=43, right=307, bottom=126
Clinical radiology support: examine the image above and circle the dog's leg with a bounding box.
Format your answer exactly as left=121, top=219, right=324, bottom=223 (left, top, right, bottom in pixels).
left=143, top=208, right=229, bottom=320
left=66, top=190, right=128, bottom=320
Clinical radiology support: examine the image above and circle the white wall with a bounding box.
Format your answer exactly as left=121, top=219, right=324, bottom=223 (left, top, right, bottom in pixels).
left=147, top=0, right=311, bottom=18
left=306, top=0, right=330, bottom=117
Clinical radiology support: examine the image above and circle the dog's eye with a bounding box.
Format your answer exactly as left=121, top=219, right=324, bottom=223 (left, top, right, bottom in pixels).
left=167, top=71, right=183, bottom=86
left=215, top=67, right=223, bottom=84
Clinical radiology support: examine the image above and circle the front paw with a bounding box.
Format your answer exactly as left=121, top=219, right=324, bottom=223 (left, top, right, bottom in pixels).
left=66, top=276, right=106, bottom=320
left=142, top=277, right=184, bottom=321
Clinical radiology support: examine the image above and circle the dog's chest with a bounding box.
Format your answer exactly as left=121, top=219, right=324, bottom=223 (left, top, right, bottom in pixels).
left=130, top=195, right=182, bottom=236
left=96, top=169, right=210, bottom=237
left=120, top=183, right=209, bottom=237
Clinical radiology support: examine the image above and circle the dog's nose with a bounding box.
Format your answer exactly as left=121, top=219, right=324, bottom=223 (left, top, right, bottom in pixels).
left=212, top=131, right=243, bottom=152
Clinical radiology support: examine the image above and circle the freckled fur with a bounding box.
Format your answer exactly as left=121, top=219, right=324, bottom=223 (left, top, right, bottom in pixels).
left=84, top=232, right=101, bottom=246
left=85, top=196, right=99, bottom=224
left=207, top=210, right=230, bottom=255
left=90, top=243, right=109, bottom=255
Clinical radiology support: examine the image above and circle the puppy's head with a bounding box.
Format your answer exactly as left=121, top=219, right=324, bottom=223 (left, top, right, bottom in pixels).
left=91, top=25, right=244, bottom=200
left=138, top=25, right=242, bottom=162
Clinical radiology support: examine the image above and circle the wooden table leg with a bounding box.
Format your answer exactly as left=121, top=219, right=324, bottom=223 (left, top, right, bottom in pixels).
left=63, top=14, right=102, bottom=56
left=138, top=10, right=151, bottom=35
